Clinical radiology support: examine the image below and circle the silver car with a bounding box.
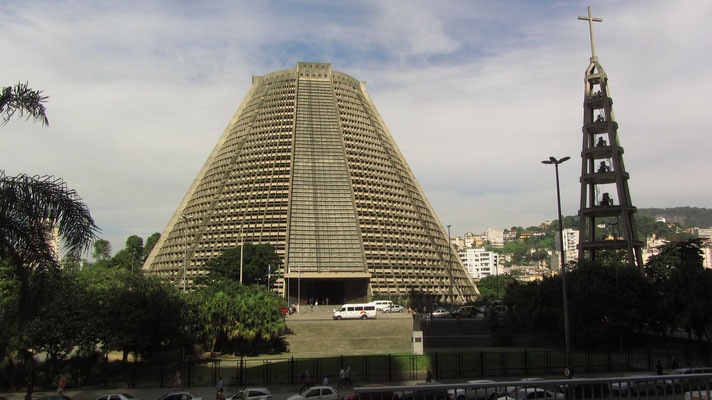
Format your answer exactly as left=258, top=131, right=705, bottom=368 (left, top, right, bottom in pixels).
left=226, top=388, right=271, bottom=400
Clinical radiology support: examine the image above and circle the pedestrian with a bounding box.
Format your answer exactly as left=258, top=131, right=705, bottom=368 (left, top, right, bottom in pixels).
left=300, top=369, right=311, bottom=392
left=345, top=366, right=352, bottom=386
left=216, top=376, right=224, bottom=399
left=57, top=374, right=66, bottom=395
left=656, top=361, right=663, bottom=375
left=174, top=370, right=182, bottom=388
left=217, top=389, right=225, bottom=400
left=315, top=300, right=319, bottom=308
left=323, top=376, right=329, bottom=386
left=426, top=368, right=432, bottom=383
left=338, top=368, right=345, bottom=387
left=671, top=356, right=680, bottom=369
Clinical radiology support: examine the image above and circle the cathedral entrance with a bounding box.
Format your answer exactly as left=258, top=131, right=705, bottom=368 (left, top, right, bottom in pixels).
left=285, top=276, right=369, bottom=306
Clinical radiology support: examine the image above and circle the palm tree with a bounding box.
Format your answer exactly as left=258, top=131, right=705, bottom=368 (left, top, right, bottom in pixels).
left=0, top=82, right=49, bottom=126
left=0, top=172, right=99, bottom=313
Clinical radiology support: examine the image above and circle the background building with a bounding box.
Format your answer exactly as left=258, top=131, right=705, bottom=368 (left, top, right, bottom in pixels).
left=143, top=62, right=478, bottom=304
left=484, top=228, right=504, bottom=247
left=458, top=248, right=498, bottom=280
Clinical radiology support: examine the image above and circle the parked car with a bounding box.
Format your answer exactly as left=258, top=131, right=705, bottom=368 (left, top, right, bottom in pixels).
left=226, top=388, right=271, bottom=400
left=281, top=306, right=296, bottom=315
left=384, top=305, right=404, bottom=313
left=432, top=308, right=451, bottom=318
left=158, top=392, right=203, bottom=400
left=447, top=380, right=500, bottom=400
left=560, top=380, right=611, bottom=399
left=287, top=386, right=340, bottom=400
left=503, top=378, right=546, bottom=396
left=373, top=300, right=394, bottom=311
left=454, top=306, right=478, bottom=318
left=94, top=394, right=137, bottom=400
left=36, top=396, right=73, bottom=400
left=665, top=367, right=712, bottom=394
left=496, top=388, right=563, bottom=400
left=609, top=376, right=665, bottom=396
left=398, top=383, right=449, bottom=400
left=344, top=385, right=396, bottom=400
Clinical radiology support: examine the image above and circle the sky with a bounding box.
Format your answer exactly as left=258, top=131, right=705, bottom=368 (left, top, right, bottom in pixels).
left=2, top=0, right=710, bottom=256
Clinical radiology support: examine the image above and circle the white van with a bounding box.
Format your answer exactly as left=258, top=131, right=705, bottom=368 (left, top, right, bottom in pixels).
left=332, top=303, right=377, bottom=320
left=372, top=300, right=393, bottom=312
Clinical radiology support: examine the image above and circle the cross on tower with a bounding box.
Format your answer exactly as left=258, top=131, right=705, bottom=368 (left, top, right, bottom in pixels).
left=578, top=6, right=603, bottom=59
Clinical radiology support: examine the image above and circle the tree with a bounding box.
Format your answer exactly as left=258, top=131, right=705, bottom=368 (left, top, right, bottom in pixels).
left=92, top=239, right=112, bottom=261
left=191, top=281, right=286, bottom=355
left=476, top=273, right=518, bottom=300
left=0, top=172, right=98, bottom=319
left=125, top=235, right=144, bottom=264
left=202, top=243, right=282, bottom=286
left=645, top=239, right=712, bottom=340
left=144, top=232, right=160, bottom=261
left=0, top=82, right=49, bottom=126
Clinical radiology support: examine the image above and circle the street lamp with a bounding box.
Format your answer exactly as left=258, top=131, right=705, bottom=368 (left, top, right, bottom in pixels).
left=447, top=225, right=454, bottom=309
left=181, top=215, right=192, bottom=293
left=541, top=155, right=572, bottom=376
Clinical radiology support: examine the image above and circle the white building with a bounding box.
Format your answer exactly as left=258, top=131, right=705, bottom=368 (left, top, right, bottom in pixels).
left=484, top=228, right=504, bottom=247
left=458, top=247, right=499, bottom=280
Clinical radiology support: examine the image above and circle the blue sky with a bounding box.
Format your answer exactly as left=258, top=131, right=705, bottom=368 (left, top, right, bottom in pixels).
left=2, top=0, right=710, bottom=255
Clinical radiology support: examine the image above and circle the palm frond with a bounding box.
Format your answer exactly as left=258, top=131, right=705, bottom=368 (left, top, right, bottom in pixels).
left=0, top=82, right=49, bottom=126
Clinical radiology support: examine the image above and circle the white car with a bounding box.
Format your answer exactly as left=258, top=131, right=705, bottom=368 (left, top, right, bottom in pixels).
left=496, top=388, right=563, bottom=400
left=432, top=308, right=451, bottom=318
left=158, top=392, right=203, bottom=400
left=503, top=378, right=546, bottom=397
left=287, top=386, right=340, bottom=400
left=384, top=305, right=405, bottom=313
left=609, top=376, right=665, bottom=395
left=448, top=380, right=500, bottom=400
left=93, top=394, right=138, bottom=400
left=226, top=388, right=271, bottom=400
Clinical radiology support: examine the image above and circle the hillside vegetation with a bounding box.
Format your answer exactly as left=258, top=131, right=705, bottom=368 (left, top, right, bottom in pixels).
left=638, top=207, right=712, bottom=228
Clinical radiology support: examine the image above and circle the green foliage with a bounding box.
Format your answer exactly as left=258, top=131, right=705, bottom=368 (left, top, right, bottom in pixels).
left=201, top=243, right=282, bottom=286
left=144, top=232, right=160, bottom=260
left=645, top=239, right=712, bottom=339
left=476, top=273, right=517, bottom=300
left=190, top=282, right=286, bottom=355
left=78, top=265, right=192, bottom=359
left=638, top=207, right=712, bottom=229
left=0, top=82, right=49, bottom=126
left=92, top=239, right=112, bottom=261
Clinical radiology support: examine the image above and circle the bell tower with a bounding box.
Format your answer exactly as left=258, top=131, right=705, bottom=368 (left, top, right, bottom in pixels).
left=577, top=7, right=644, bottom=270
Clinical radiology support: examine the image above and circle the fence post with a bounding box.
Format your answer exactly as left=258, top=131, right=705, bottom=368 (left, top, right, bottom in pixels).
left=131, top=361, right=136, bottom=389
left=523, top=349, right=529, bottom=376
left=160, top=361, right=164, bottom=388
left=341, top=355, right=344, bottom=369
left=434, top=352, right=439, bottom=380
left=646, top=346, right=652, bottom=371
left=388, top=354, right=392, bottom=382
left=290, top=356, right=294, bottom=385
left=480, top=350, right=485, bottom=377
left=458, top=353, right=462, bottom=378
left=500, top=352, right=506, bottom=377
left=239, top=356, right=244, bottom=386
left=606, top=351, right=612, bottom=372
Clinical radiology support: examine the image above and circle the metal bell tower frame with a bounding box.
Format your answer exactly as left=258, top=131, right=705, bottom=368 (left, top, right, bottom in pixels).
left=577, top=7, right=644, bottom=271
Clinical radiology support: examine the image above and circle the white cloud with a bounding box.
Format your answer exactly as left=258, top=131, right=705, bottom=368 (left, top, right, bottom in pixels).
left=1, top=0, right=709, bottom=251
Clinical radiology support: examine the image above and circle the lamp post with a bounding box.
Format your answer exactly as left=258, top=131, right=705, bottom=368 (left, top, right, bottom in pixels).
left=239, top=219, right=244, bottom=283
left=541, top=155, right=572, bottom=376
left=181, top=215, right=192, bottom=293
left=447, top=224, right=454, bottom=308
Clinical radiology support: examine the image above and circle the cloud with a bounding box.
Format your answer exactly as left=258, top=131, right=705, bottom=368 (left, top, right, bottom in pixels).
left=1, top=0, right=709, bottom=252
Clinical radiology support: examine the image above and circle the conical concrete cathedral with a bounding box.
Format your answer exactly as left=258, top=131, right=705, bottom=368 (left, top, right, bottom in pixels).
left=143, top=62, right=478, bottom=304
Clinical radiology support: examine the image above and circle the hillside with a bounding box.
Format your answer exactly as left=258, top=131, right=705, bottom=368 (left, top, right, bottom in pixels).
left=637, top=207, right=712, bottom=229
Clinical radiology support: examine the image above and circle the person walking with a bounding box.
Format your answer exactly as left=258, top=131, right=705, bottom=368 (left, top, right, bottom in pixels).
left=345, top=366, right=352, bottom=386
left=56, top=374, right=66, bottom=395
left=216, top=376, right=224, bottom=399
left=322, top=376, right=329, bottom=386
left=300, top=369, right=311, bottom=392
left=338, top=368, right=345, bottom=387
left=174, top=370, right=182, bottom=388
left=425, top=368, right=432, bottom=383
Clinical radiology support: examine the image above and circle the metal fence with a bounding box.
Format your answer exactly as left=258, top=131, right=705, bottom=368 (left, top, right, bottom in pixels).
left=26, top=346, right=709, bottom=390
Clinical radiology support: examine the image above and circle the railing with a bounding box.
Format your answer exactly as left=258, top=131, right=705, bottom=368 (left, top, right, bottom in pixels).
left=14, top=347, right=711, bottom=390
left=354, top=374, right=712, bottom=400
